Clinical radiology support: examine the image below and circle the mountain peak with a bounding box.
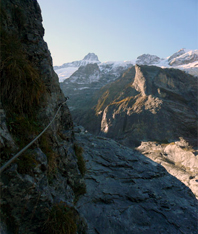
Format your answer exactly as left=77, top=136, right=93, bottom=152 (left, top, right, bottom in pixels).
left=168, top=48, right=186, bottom=62
left=136, top=53, right=160, bottom=65
left=83, top=53, right=100, bottom=62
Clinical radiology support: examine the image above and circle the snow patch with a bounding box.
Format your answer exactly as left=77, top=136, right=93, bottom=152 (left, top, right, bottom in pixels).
left=56, top=67, right=79, bottom=82
left=56, top=49, right=198, bottom=82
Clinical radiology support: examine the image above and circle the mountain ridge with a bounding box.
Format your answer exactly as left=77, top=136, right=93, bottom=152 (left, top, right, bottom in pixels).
left=56, top=49, right=198, bottom=82
left=61, top=64, right=198, bottom=199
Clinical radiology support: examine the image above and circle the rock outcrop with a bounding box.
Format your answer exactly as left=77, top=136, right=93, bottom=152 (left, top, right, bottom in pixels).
left=60, top=62, right=133, bottom=112
left=0, top=0, right=86, bottom=233
left=75, top=130, right=198, bottom=234
left=71, top=65, right=197, bottom=146
left=67, top=64, right=198, bottom=199
left=137, top=138, right=198, bottom=199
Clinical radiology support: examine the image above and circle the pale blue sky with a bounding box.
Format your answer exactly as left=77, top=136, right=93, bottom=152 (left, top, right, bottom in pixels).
left=38, top=0, right=198, bottom=66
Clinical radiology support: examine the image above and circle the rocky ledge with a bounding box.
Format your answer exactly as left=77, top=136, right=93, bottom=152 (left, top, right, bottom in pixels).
left=137, top=139, right=198, bottom=199
left=75, top=130, right=198, bottom=234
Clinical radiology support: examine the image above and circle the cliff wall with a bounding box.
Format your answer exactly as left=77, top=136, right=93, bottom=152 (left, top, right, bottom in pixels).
left=0, top=1, right=86, bottom=233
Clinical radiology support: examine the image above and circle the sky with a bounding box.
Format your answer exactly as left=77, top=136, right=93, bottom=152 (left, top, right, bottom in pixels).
left=38, top=0, right=198, bottom=66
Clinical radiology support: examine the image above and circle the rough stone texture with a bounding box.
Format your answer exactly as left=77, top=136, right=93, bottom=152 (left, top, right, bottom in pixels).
left=0, top=0, right=86, bottom=233
left=0, top=102, right=17, bottom=150
left=75, top=131, right=198, bottom=234
left=1, top=1, right=198, bottom=233
left=72, top=65, right=197, bottom=147
left=1, top=141, right=86, bottom=233
left=137, top=139, right=198, bottom=199
left=65, top=64, right=198, bottom=203
left=1, top=0, right=73, bottom=133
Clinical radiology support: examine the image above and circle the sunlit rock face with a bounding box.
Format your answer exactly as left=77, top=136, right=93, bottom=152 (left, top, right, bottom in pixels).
left=65, top=64, right=198, bottom=201
left=70, top=65, right=197, bottom=147
left=137, top=138, right=198, bottom=199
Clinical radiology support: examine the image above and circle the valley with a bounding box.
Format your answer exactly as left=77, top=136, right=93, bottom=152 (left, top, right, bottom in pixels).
left=60, top=54, right=198, bottom=201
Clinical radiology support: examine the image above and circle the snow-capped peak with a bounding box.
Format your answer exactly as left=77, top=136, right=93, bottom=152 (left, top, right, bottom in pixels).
left=136, top=54, right=160, bottom=65
left=54, top=53, right=101, bottom=82
left=83, top=53, right=100, bottom=62
left=55, top=49, right=198, bottom=82
left=168, top=49, right=198, bottom=66
left=167, top=48, right=188, bottom=62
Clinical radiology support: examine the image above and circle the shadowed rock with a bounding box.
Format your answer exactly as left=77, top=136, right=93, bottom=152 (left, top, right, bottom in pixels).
left=76, top=132, right=198, bottom=234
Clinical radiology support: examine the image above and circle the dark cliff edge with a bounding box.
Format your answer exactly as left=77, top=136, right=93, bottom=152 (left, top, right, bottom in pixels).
left=0, top=1, right=198, bottom=234
left=0, top=0, right=86, bottom=233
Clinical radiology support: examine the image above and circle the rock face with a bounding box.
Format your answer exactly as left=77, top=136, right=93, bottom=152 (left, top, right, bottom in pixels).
left=1, top=1, right=198, bottom=233
left=60, top=62, right=133, bottom=112
left=0, top=103, right=17, bottom=150
left=0, top=0, right=86, bottom=233
left=1, top=0, right=73, bottom=130
left=72, top=65, right=197, bottom=146
left=137, top=138, right=198, bottom=199
left=67, top=64, right=198, bottom=199
left=75, top=131, right=198, bottom=234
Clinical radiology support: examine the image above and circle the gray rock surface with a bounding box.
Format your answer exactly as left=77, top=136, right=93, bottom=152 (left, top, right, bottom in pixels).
left=76, top=132, right=198, bottom=234
left=71, top=65, right=197, bottom=147
left=1, top=1, right=198, bottom=233
left=0, top=0, right=85, bottom=233
left=1, top=0, right=73, bottom=133
left=0, top=104, right=17, bottom=150
left=1, top=141, right=86, bottom=233
left=137, top=138, right=198, bottom=199
left=60, top=63, right=132, bottom=113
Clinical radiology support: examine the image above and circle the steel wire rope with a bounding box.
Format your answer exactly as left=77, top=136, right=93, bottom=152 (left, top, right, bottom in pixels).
left=0, top=101, right=67, bottom=173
